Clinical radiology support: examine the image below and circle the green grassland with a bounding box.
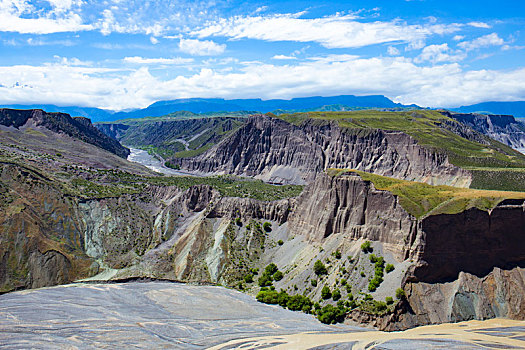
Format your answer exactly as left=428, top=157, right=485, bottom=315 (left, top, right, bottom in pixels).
left=66, top=169, right=303, bottom=201
left=328, top=168, right=525, bottom=218
left=275, top=110, right=525, bottom=170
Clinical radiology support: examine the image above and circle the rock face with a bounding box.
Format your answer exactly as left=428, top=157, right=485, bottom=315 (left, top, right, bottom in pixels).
left=445, top=111, right=525, bottom=149
left=173, top=115, right=470, bottom=186
left=0, top=109, right=129, bottom=158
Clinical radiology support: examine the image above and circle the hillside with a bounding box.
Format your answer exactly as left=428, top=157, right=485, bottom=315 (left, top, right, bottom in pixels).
left=96, top=115, right=246, bottom=160
left=167, top=111, right=525, bottom=190
left=0, top=109, right=130, bottom=158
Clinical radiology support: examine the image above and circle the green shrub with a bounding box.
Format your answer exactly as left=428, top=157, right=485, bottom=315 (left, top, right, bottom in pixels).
left=258, top=274, right=273, bottom=287
left=314, top=260, right=328, bottom=276
left=273, top=271, right=284, bottom=281
left=277, top=239, right=284, bottom=246
left=332, top=288, right=341, bottom=301
left=396, top=288, right=406, bottom=300
left=334, top=250, right=342, bottom=259
left=287, top=295, right=312, bottom=312
left=321, top=285, right=332, bottom=300
left=385, top=264, right=395, bottom=273
left=317, top=304, right=346, bottom=324
left=385, top=296, right=394, bottom=305
left=369, top=254, right=378, bottom=263
left=311, top=279, right=318, bottom=287
left=264, top=263, right=278, bottom=275
left=361, top=241, right=372, bottom=253
left=360, top=271, right=366, bottom=277
left=263, top=222, right=272, bottom=232
left=340, top=278, right=347, bottom=286
left=235, top=217, right=242, bottom=226
left=244, top=274, right=253, bottom=283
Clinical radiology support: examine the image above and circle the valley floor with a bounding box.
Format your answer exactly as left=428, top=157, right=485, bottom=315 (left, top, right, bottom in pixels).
left=1, top=282, right=524, bottom=350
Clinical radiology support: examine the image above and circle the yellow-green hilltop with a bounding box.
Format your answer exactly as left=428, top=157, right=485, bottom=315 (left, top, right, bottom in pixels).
left=328, top=168, right=525, bottom=219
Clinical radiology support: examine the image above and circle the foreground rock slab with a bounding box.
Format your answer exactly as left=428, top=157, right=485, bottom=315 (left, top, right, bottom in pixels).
left=1, top=282, right=525, bottom=350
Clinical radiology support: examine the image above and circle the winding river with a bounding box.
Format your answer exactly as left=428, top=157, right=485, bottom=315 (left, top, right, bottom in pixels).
left=127, top=147, right=197, bottom=176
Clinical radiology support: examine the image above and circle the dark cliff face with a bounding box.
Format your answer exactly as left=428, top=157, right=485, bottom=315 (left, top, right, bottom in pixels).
left=174, top=115, right=470, bottom=186
left=94, top=123, right=130, bottom=140
left=445, top=111, right=525, bottom=149
left=0, top=109, right=130, bottom=158
left=413, top=200, right=525, bottom=283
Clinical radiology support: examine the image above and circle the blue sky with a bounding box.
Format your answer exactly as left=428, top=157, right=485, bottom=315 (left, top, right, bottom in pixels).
left=0, top=0, right=524, bottom=111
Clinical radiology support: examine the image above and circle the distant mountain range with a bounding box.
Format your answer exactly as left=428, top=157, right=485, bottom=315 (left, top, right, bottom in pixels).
left=452, top=101, right=525, bottom=118
left=0, top=95, right=414, bottom=122
left=1, top=96, right=524, bottom=122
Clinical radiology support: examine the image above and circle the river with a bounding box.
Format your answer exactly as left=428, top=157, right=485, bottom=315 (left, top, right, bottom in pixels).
left=127, top=147, right=197, bottom=176
left=1, top=282, right=524, bottom=349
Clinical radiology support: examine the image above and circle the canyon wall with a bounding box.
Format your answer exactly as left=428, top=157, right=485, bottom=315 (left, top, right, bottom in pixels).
left=173, top=115, right=471, bottom=186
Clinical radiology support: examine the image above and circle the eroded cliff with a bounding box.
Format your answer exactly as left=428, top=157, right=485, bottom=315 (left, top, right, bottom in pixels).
left=173, top=115, right=470, bottom=186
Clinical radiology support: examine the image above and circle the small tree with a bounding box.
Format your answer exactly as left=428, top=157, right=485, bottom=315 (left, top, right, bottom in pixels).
left=314, top=260, right=328, bottom=276
left=273, top=271, right=283, bottom=281
left=263, top=222, right=272, bottom=232
left=361, top=241, right=372, bottom=253
left=277, top=239, right=284, bottom=246
left=385, top=264, right=395, bottom=273
left=396, top=288, right=406, bottom=300
left=321, top=285, right=332, bottom=300
left=332, top=288, right=341, bottom=301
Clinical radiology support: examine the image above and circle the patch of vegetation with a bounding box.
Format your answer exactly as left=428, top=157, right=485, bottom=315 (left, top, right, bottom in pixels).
left=361, top=241, right=372, bottom=253
left=385, top=264, right=395, bottom=273
left=321, top=285, right=332, bottom=300
left=314, top=260, right=328, bottom=276
left=396, top=288, right=406, bottom=300
left=257, top=263, right=284, bottom=287
left=277, top=239, right=284, bottom=246
left=263, top=222, right=272, bottom=232
left=316, top=304, right=347, bottom=324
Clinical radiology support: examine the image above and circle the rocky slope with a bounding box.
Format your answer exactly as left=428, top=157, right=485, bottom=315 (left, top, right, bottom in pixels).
left=172, top=114, right=470, bottom=186
left=444, top=111, right=525, bottom=150
left=0, top=108, right=129, bottom=158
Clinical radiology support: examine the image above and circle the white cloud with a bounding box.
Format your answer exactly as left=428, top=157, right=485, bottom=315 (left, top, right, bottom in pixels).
left=150, top=36, right=159, bottom=44
left=192, top=13, right=462, bottom=49
left=387, top=46, right=400, bottom=56
left=453, top=35, right=465, bottom=41
left=468, top=21, right=491, bottom=29
left=178, top=38, right=226, bottom=56
left=123, top=56, right=194, bottom=65
left=1, top=56, right=524, bottom=110
left=415, top=43, right=466, bottom=64
left=272, top=55, right=297, bottom=60
left=0, top=0, right=92, bottom=34
left=458, top=33, right=505, bottom=51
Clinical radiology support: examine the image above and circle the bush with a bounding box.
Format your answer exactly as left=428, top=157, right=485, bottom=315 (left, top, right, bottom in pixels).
left=317, top=304, right=346, bottom=324
left=340, top=278, right=347, bottom=286
left=265, top=263, right=278, bottom=275
left=263, top=222, right=272, bottom=232
left=332, top=288, right=341, bottom=301
left=314, top=260, right=328, bottom=276
left=258, top=274, right=273, bottom=287
left=235, top=217, right=242, bottom=226
left=334, top=250, right=342, bottom=259
left=244, top=274, right=253, bottom=283
left=369, top=254, right=378, bottom=263
left=360, top=271, right=366, bottom=277
left=256, top=290, right=279, bottom=304
left=311, top=279, right=318, bottom=287
left=361, top=241, right=372, bottom=253
left=277, top=239, right=284, bottom=246
left=287, top=295, right=312, bottom=312
left=385, top=296, right=394, bottom=305
left=385, top=264, right=395, bottom=273
left=273, top=271, right=284, bottom=281
left=396, top=288, right=406, bottom=300
left=321, top=285, right=332, bottom=300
